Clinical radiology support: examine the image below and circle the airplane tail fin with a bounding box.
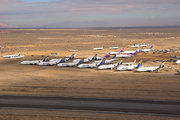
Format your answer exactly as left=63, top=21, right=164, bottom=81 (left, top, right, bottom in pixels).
left=58, top=57, right=66, bottom=64
left=102, top=45, right=104, bottom=48
left=77, top=58, right=84, bottom=65
left=132, top=51, right=137, bottom=56
left=135, top=60, right=142, bottom=68
left=150, top=46, right=153, bottom=49
left=119, top=48, right=124, bottom=53
left=159, top=61, right=165, bottom=68
left=98, top=58, right=106, bottom=66
left=134, top=59, right=136, bottom=63
left=43, top=56, right=49, bottom=62
left=112, top=54, right=116, bottom=59
left=18, top=52, right=20, bottom=56
left=92, top=54, right=97, bottom=60
left=117, top=59, right=123, bottom=66
left=118, top=45, right=120, bottom=47
left=69, top=53, right=75, bottom=60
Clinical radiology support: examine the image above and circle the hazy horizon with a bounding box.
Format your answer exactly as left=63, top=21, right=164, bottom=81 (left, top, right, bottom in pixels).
left=0, top=0, right=180, bottom=28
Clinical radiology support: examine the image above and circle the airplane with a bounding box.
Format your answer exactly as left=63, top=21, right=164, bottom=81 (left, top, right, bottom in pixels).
left=131, top=44, right=140, bottom=48
left=20, top=56, right=49, bottom=65
left=49, top=54, right=76, bottom=62
left=108, top=48, right=124, bottom=55
left=98, top=59, right=123, bottom=70
left=109, top=45, right=120, bottom=49
left=93, top=45, right=104, bottom=50
left=91, top=52, right=111, bottom=60
left=138, top=46, right=153, bottom=52
left=37, top=57, right=66, bottom=66
left=94, top=54, right=116, bottom=64
left=170, top=54, right=180, bottom=59
left=136, top=61, right=165, bottom=72
left=78, top=58, right=106, bottom=68
left=69, top=49, right=80, bottom=52
left=10, top=54, right=25, bottom=59
left=176, top=60, right=180, bottom=64
left=139, top=44, right=149, bottom=47
left=3, top=52, right=20, bottom=58
left=73, top=54, right=97, bottom=63
left=122, top=48, right=142, bottom=54
left=116, top=51, right=137, bottom=58
left=116, top=60, right=141, bottom=71
left=57, top=58, right=84, bottom=67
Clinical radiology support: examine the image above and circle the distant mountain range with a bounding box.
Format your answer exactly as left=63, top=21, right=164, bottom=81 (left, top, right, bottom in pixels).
left=0, top=21, right=108, bottom=28
left=0, top=22, right=19, bottom=28
left=0, top=22, right=180, bottom=29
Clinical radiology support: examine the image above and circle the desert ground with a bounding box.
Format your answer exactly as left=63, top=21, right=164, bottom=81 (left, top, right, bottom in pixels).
left=0, top=27, right=180, bottom=119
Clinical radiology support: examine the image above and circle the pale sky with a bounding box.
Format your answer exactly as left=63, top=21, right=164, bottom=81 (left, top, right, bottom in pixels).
left=0, top=0, right=180, bottom=27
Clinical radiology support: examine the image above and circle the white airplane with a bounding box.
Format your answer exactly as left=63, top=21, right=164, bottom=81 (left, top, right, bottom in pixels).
left=20, top=56, right=49, bottom=65
left=139, top=44, right=149, bottom=47
left=108, top=48, right=124, bottom=55
left=37, top=57, right=67, bottom=66
left=78, top=58, right=106, bottom=68
left=170, top=54, right=180, bottom=59
left=57, top=58, right=84, bottom=67
left=93, top=45, right=104, bottom=50
left=98, top=59, right=123, bottom=70
left=131, top=44, right=140, bottom=48
left=73, top=54, right=97, bottom=63
left=69, top=49, right=80, bottom=52
left=116, top=60, right=141, bottom=71
left=49, top=54, right=76, bottom=62
left=122, top=48, right=142, bottom=54
left=138, top=46, right=153, bottom=52
left=136, top=61, right=165, bottom=72
left=3, top=52, right=20, bottom=58
left=94, top=54, right=116, bottom=64
left=116, top=51, right=137, bottom=58
left=176, top=60, right=180, bottom=64
left=109, top=45, right=120, bottom=49
left=10, top=55, right=25, bottom=59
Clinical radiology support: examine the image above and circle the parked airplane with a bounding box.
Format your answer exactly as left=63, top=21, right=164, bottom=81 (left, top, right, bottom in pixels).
left=170, top=54, right=180, bottom=59
left=78, top=58, right=106, bottom=68
left=3, top=52, right=20, bottom=58
left=131, top=44, right=140, bottom=48
left=176, top=60, right=180, bottom=64
left=136, top=61, right=165, bottom=72
left=94, top=54, right=116, bottom=64
left=109, top=45, right=120, bottom=49
left=93, top=45, right=104, bottom=50
left=108, top=48, right=124, bottom=55
left=139, top=44, right=149, bottom=47
left=139, top=46, right=153, bottom=52
left=116, top=60, right=141, bottom=71
left=116, top=51, right=137, bottom=58
left=122, top=48, right=142, bottom=54
left=73, top=54, right=97, bottom=63
left=93, top=52, right=111, bottom=60
left=69, top=49, right=80, bottom=52
left=37, top=57, right=66, bottom=66
left=10, top=54, right=25, bottom=59
left=20, top=56, right=49, bottom=65
left=50, top=54, right=76, bottom=62
left=98, top=59, right=123, bottom=70
left=57, top=58, right=84, bottom=67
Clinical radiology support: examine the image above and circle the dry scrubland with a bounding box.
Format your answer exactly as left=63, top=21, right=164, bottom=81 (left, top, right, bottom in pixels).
left=0, top=28, right=180, bottom=119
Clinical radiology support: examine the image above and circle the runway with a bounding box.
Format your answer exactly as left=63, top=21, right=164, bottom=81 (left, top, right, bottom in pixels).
left=0, top=95, right=180, bottom=117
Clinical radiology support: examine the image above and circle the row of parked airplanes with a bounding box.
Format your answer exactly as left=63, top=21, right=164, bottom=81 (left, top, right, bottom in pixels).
left=3, top=45, right=176, bottom=72
left=93, top=44, right=149, bottom=51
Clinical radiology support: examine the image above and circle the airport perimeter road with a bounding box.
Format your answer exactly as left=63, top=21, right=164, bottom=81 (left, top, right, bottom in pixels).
left=0, top=95, right=180, bottom=117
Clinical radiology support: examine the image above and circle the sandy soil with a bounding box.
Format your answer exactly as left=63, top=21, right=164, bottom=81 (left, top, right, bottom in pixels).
left=0, top=28, right=180, bottom=119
